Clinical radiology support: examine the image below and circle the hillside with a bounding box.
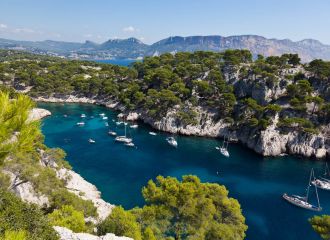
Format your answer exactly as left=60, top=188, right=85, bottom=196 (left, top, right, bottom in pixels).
left=1, top=35, right=330, bottom=61
left=1, top=50, right=330, bottom=159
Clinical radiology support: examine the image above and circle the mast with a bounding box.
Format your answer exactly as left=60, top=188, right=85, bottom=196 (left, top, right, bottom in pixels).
left=306, top=169, right=313, bottom=201
left=325, top=163, right=329, bottom=177
left=312, top=169, right=321, bottom=208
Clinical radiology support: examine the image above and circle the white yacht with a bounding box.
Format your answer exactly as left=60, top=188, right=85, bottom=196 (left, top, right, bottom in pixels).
left=130, top=124, right=138, bottom=129
left=76, top=122, right=85, bottom=126
left=102, top=116, right=108, bottom=120
left=81, top=114, right=86, bottom=118
left=216, top=137, right=229, bottom=157
left=166, top=137, right=178, bottom=147
left=149, top=132, right=157, bottom=136
left=99, top=113, right=105, bottom=117
left=283, top=169, right=322, bottom=212
left=115, top=122, right=132, bottom=143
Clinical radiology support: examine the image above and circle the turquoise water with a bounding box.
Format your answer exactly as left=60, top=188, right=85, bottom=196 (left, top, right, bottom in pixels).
left=92, top=59, right=138, bottom=66
left=39, top=103, right=329, bottom=240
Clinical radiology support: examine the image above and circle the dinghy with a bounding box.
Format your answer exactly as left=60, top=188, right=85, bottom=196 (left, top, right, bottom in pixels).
left=283, top=169, right=322, bottom=211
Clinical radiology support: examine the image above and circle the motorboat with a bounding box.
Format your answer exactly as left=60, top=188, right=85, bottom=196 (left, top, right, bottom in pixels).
left=130, top=124, right=138, bottom=129
left=102, top=116, right=108, bottom=120
left=149, top=132, right=157, bottom=136
left=166, top=137, right=178, bottom=147
left=108, top=131, right=117, bottom=136
left=124, top=142, right=135, bottom=147
left=76, top=122, right=85, bottom=126
left=81, top=114, right=86, bottom=118
left=88, top=138, right=96, bottom=144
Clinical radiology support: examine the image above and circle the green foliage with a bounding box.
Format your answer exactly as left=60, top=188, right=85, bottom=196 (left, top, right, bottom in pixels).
left=142, top=227, right=157, bottom=240
left=309, top=215, right=330, bottom=240
left=97, top=206, right=142, bottom=240
left=0, top=189, right=58, bottom=240
left=3, top=230, right=27, bottom=240
left=308, top=59, right=330, bottom=79
left=279, top=117, right=317, bottom=133
left=223, top=49, right=252, bottom=65
left=50, top=189, right=97, bottom=217
left=48, top=205, right=86, bottom=233
left=137, top=175, right=247, bottom=240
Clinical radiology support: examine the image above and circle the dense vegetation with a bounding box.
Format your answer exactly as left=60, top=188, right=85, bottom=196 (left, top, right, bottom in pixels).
left=0, top=90, right=98, bottom=239
left=1, top=50, right=330, bottom=136
left=98, top=175, right=247, bottom=240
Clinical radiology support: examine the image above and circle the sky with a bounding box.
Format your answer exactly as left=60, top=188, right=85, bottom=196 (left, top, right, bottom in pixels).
left=0, top=0, right=330, bottom=44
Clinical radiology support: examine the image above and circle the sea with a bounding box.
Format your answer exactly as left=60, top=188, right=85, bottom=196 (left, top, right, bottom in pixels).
left=39, top=103, right=329, bottom=240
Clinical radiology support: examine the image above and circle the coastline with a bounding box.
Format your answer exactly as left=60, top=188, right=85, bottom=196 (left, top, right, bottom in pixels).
left=35, top=96, right=330, bottom=160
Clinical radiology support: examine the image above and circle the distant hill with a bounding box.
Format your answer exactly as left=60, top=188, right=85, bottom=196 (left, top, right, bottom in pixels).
left=1, top=35, right=330, bottom=61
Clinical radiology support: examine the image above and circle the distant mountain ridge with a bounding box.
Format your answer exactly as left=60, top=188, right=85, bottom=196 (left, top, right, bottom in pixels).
left=1, top=35, right=330, bottom=62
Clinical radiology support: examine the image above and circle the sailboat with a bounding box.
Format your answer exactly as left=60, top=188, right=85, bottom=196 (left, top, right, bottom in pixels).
left=311, top=163, right=330, bottom=191
left=88, top=138, right=96, bottom=144
left=283, top=169, right=322, bottom=211
left=216, top=136, right=229, bottom=157
left=115, top=122, right=133, bottom=143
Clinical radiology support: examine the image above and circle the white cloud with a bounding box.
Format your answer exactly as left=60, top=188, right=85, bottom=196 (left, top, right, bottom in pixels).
left=122, top=26, right=137, bottom=32
left=0, top=23, right=7, bottom=29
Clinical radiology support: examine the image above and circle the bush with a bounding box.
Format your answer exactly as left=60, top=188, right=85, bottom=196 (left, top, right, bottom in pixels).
left=50, top=189, right=97, bottom=217
left=97, top=206, right=142, bottom=240
left=0, top=189, right=58, bottom=240
left=309, top=215, right=330, bottom=240
left=48, top=205, right=86, bottom=233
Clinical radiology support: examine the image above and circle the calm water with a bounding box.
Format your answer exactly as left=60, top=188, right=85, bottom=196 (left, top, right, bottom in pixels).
left=39, top=103, right=329, bottom=240
left=92, top=59, right=138, bottom=66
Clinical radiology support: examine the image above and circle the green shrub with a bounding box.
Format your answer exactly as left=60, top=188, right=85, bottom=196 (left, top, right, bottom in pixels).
left=48, top=205, right=86, bottom=233
left=0, top=189, right=58, bottom=240
left=97, top=206, right=142, bottom=240
left=50, top=189, right=97, bottom=217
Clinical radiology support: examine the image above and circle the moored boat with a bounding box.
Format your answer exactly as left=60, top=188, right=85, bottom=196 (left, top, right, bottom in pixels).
left=166, top=137, right=178, bottom=147
left=77, top=122, right=85, bottom=126
left=283, top=169, right=322, bottom=212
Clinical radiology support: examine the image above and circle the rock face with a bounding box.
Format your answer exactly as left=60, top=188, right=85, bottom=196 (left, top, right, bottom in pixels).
left=56, top=168, right=114, bottom=221
left=54, top=226, right=133, bottom=240
left=28, top=108, right=51, bottom=121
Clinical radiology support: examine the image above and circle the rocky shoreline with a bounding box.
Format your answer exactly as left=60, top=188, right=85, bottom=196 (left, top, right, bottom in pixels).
left=34, top=96, right=330, bottom=159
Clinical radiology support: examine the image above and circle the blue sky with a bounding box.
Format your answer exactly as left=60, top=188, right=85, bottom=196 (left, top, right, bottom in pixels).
left=0, top=0, right=330, bottom=44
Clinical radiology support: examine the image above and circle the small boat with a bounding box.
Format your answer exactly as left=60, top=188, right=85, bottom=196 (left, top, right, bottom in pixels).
left=283, top=169, right=322, bottom=212
left=63, top=114, right=68, bottom=118
left=105, top=122, right=109, bottom=127
left=149, top=132, right=157, bottom=136
left=81, top=114, right=86, bottom=118
left=124, top=142, right=135, bottom=147
left=130, top=124, right=138, bottom=129
left=76, top=122, right=85, bottom=126
left=108, top=131, right=117, bottom=136
left=116, top=121, right=123, bottom=125
left=112, top=119, right=115, bottom=122
left=311, top=163, right=330, bottom=191
left=99, top=113, right=105, bottom=117
left=88, top=138, right=96, bottom=144
left=102, top=116, right=108, bottom=120
left=166, top=137, right=178, bottom=147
